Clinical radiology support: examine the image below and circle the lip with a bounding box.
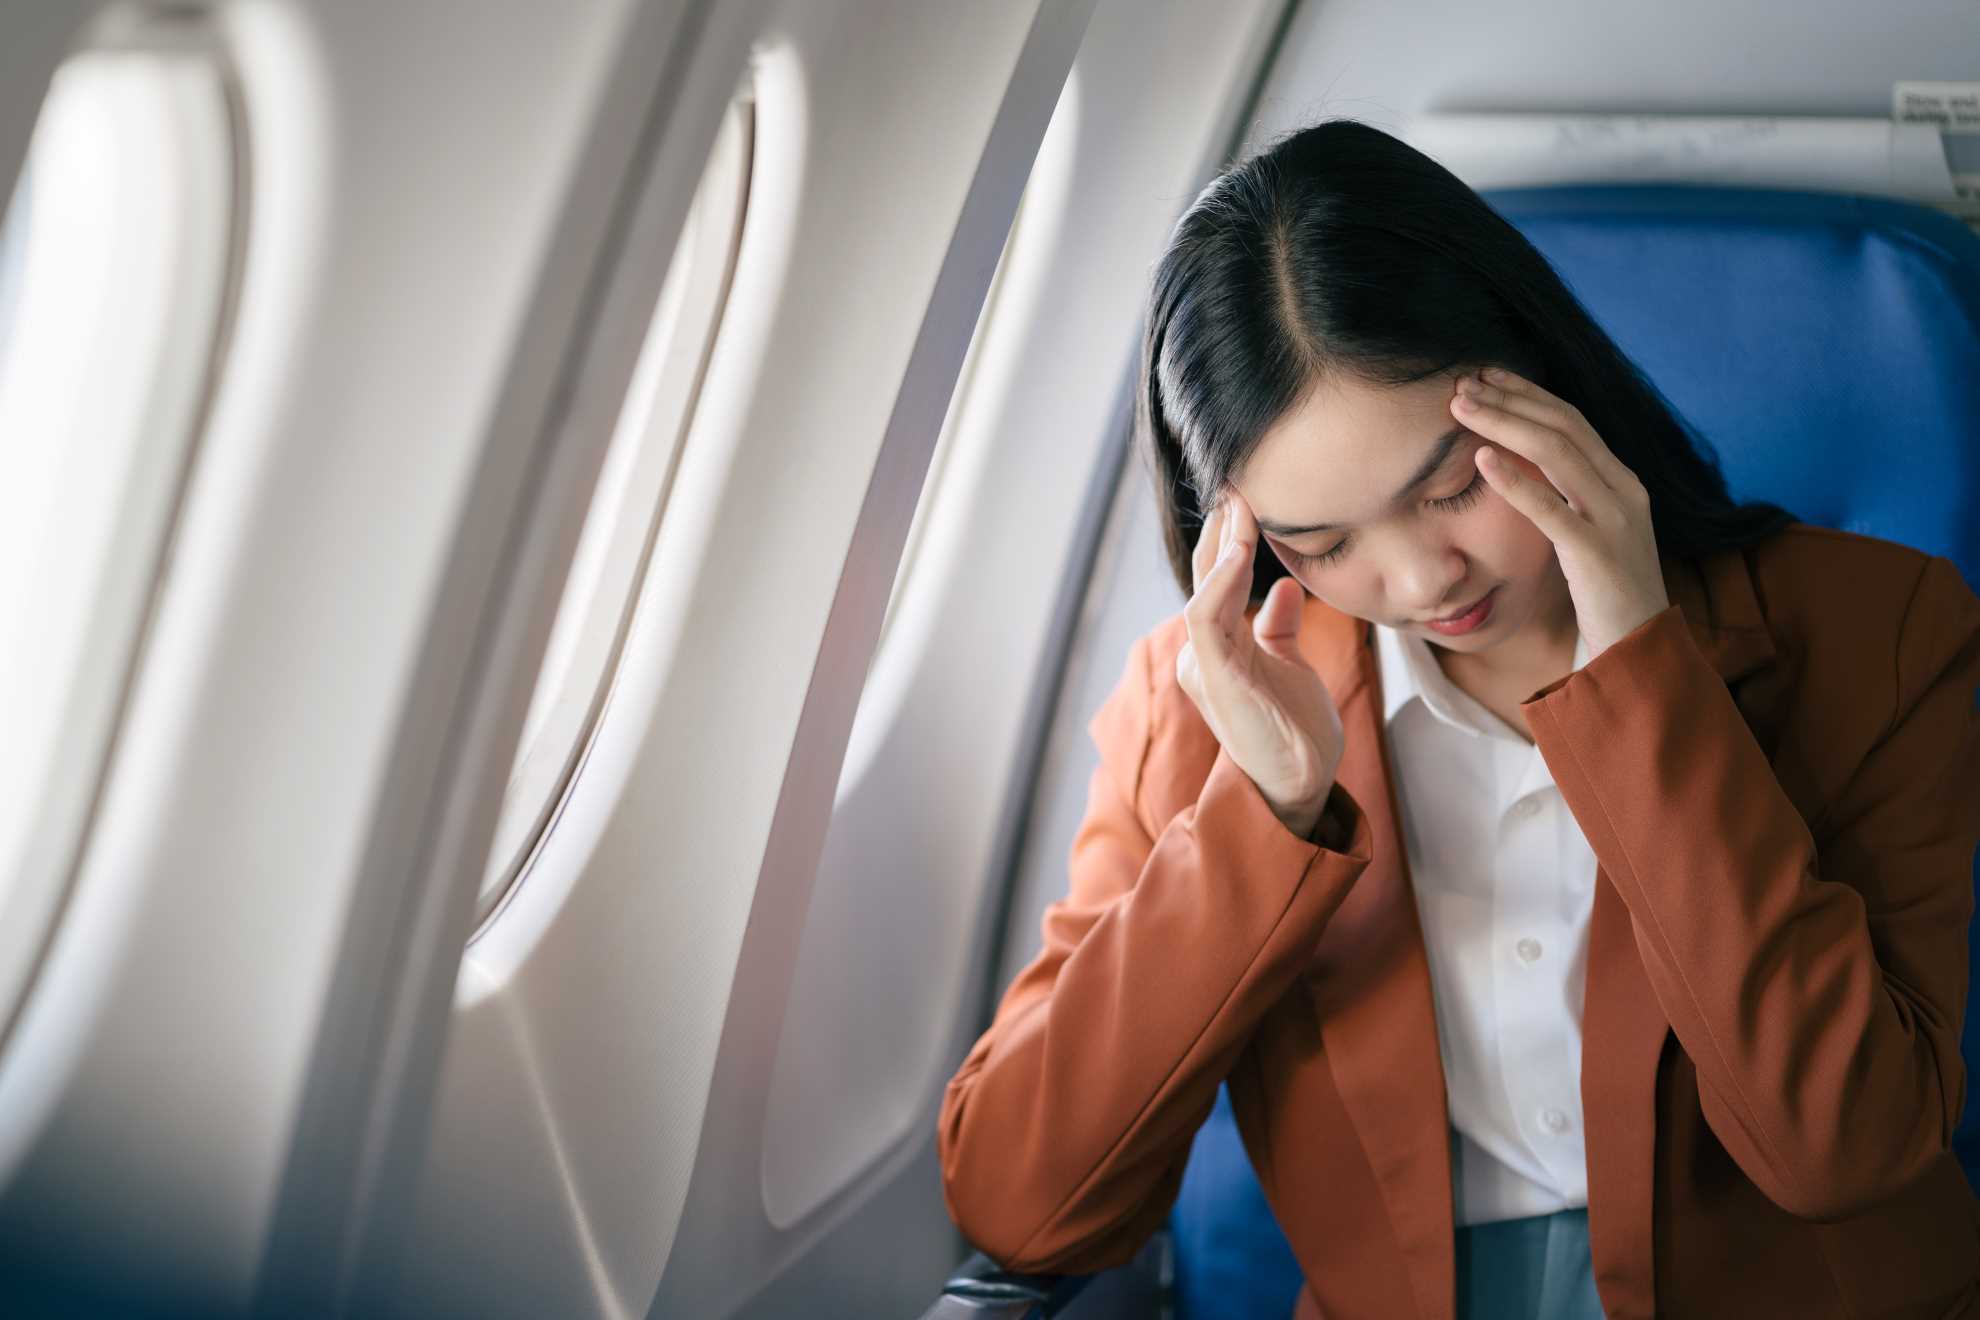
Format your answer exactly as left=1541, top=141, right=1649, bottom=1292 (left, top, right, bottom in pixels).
left=1423, top=586, right=1498, bottom=635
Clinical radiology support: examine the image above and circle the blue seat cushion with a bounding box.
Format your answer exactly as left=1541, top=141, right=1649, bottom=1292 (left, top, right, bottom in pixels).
left=1169, top=1084, right=1303, bottom=1320
left=1485, top=184, right=1980, bottom=578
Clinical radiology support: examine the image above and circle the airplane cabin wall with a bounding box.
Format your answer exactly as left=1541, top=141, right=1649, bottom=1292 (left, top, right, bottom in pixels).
left=1, top=0, right=1971, bottom=1315
left=0, top=0, right=761, bottom=1310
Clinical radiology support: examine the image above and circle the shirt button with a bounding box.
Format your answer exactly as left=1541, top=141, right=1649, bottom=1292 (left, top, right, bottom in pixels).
left=1541, top=1108, right=1570, bottom=1135
left=1510, top=797, right=1540, bottom=820
left=1516, top=937, right=1543, bottom=964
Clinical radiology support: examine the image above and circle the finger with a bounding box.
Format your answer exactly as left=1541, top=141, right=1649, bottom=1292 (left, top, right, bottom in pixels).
left=1175, top=638, right=1200, bottom=702
left=1474, top=443, right=1577, bottom=541
left=1478, top=364, right=1539, bottom=397
left=1451, top=390, right=1604, bottom=519
left=1478, top=365, right=1564, bottom=405
left=1471, top=369, right=1634, bottom=492
left=1462, top=380, right=1617, bottom=495
left=1184, top=525, right=1252, bottom=691
left=1212, top=494, right=1258, bottom=638
left=1196, top=529, right=1252, bottom=658
left=1190, top=495, right=1227, bottom=595
left=1253, top=574, right=1305, bottom=661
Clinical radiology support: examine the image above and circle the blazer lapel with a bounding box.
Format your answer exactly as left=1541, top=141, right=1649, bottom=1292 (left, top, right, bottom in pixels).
left=1577, top=837, right=1667, bottom=1319
left=1297, top=601, right=1457, bottom=1320
left=1289, top=545, right=1776, bottom=1320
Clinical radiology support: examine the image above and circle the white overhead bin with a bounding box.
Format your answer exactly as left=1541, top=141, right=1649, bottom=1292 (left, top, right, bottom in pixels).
left=1405, top=112, right=1980, bottom=229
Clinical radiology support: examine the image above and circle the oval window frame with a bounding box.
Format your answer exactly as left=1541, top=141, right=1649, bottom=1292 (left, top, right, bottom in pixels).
left=471, top=89, right=754, bottom=930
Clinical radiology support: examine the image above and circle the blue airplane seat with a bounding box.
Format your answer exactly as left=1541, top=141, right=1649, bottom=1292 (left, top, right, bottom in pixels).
left=1165, top=184, right=1980, bottom=1320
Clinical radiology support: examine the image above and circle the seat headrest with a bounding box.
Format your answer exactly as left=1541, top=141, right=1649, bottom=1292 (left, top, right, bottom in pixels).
left=1485, top=184, right=1980, bottom=582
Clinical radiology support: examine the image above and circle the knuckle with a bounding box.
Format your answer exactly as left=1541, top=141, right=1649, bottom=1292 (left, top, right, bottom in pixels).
left=1176, top=651, right=1201, bottom=699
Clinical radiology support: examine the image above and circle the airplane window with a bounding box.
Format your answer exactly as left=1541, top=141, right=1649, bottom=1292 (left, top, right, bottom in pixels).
left=472, top=90, right=753, bottom=927
left=763, top=68, right=1082, bottom=1229
left=0, top=43, right=234, bottom=1024
left=835, top=68, right=1080, bottom=806
left=826, top=191, right=1023, bottom=804
left=872, top=185, right=1027, bottom=659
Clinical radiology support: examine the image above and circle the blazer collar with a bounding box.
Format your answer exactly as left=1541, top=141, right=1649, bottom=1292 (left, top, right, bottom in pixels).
left=1376, top=617, right=1595, bottom=731
left=1651, top=542, right=1778, bottom=685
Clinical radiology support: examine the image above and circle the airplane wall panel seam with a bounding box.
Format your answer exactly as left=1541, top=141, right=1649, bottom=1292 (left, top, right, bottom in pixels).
left=399, top=4, right=1064, bottom=1316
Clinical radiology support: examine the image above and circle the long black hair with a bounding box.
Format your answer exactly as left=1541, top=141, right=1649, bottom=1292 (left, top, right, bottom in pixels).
left=1136, top=117, right=1799, bottom=607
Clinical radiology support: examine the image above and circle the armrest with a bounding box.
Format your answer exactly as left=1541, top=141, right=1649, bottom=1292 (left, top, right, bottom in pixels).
left=916, top=1231, right=1170, bottom=1319
left=915, top=1253, right=1091, bottom=1319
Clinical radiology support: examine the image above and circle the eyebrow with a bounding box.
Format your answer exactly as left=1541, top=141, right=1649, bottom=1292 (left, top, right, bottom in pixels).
left=1252, top=426, right=1469, bottom=537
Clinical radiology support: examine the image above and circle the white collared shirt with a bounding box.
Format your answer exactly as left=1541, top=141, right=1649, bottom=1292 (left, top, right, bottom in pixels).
left=1372, top=619, right=1597, bottom=1227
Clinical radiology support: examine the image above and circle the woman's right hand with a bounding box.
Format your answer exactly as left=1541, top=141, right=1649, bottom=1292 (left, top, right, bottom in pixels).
left=1176, top=488, right=1346, bottom=839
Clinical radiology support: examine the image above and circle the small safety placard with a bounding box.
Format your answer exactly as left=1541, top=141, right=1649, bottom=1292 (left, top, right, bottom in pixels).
left=1894, top=81, right=1980, bottom=129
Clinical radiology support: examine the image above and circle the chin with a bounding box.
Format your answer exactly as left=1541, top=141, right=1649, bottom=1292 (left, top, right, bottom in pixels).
left=1422, top=629, right=1487, bottom=652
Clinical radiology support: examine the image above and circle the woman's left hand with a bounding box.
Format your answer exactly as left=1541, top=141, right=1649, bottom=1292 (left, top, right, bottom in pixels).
left=1451, top=366, right=1670, bottom=660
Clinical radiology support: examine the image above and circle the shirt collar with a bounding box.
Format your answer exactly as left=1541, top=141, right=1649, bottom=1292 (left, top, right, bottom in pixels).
left=1374, top=614, right=1591, bottom=733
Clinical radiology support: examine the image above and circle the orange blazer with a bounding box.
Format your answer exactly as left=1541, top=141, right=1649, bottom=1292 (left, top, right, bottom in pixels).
left=938, top=524, right=1980, bottom=1318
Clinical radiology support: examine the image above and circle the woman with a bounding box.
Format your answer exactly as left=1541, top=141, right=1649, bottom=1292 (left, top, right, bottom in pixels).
left=936, top=119, right=1980, bottom=1318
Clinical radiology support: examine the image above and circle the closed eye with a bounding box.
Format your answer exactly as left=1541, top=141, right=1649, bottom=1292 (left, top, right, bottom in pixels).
left=1282, top=467, right=1488, bottom=570
left=1427, top=465, right=1488, bottom=515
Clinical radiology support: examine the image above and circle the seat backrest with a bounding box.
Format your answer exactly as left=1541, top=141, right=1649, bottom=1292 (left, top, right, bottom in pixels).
left=1166, top=183, right=1980, bottom=1320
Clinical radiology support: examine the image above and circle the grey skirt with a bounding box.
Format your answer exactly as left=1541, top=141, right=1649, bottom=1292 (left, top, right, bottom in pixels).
left=1453, top=1205, right=1606, bottom=1320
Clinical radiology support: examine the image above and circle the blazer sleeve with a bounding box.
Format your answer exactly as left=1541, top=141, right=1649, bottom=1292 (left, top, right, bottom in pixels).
left=1522, top=553, right=1980, bottom=1223
left=936, top=628, right=1375, bottom=1275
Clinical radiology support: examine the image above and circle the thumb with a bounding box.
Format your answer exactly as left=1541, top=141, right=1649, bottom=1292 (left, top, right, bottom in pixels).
left=1252, top=575, right=1306, bottom=660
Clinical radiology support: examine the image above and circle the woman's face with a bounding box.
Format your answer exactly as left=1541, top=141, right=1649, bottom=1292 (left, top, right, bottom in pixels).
left=1227, top=367, right=1570, bottom=658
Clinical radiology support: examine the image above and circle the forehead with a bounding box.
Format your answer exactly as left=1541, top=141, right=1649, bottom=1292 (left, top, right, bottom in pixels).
left=1236, top=371, right=1460, bottom=525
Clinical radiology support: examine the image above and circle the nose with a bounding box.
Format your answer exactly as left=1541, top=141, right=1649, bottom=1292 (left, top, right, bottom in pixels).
left=1390, top=538, right=1469, bottom=620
